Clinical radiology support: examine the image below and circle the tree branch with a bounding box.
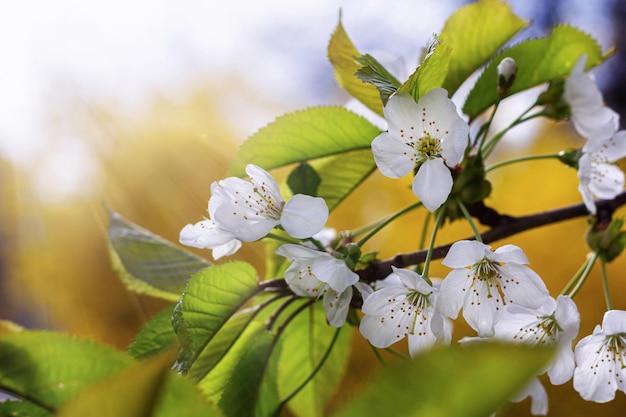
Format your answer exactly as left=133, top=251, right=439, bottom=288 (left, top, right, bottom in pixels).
left=357, top=190, right=626, bottom=282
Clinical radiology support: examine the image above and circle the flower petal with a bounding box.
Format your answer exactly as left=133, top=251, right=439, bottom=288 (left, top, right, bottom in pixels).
left=548, top=344, right=575, bottom=385
left=601, top=310, right=626, bottom=334
left=311, top=257, right=359, bottom=293
left=498, top=263, right=549, bottom=309
left=383, top=92, right=421, bottom=138
left=371, top=132, right=415, bottom=178
left=214, top=201, right=278, bottom=241
left=412, top=158, right=453, bottom=211
left=510, top=378, right=548, bottom=416
left=442, top=240, right=489, bottom=268
left=436, top=269, right=468, bottom=319
left=490, top=244, right=529, bottom=265
left=324, top=287, right=352, bottom=328
left=281, top=194, right=329, bottom=239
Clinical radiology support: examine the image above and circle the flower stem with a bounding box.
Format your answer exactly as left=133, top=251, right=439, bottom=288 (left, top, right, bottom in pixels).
left=455, top=197, right=483, bottom=243
left=422, top=204, right=447, bottom=279
left=564, top=252, right=598, bottom=298
left=369, top=342, right=386, bottom=366
left=481, top=107, right=543, bottom=159
left=266, top=232, right=300, bottom=244
left=600, top=258, right=614, bottom=310
left=357, top=201, right=423, bottom=247
left=485, top=153, right=562, bottom=173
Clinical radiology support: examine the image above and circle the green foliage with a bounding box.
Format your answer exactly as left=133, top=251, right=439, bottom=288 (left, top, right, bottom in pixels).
left=55, top=349, right=221, bottom=417
left=333, top=343, right=554, bottom=417
left=128, top=304, right=178, bottom=359
left=273, top=303, right=352, bottom=417
left=327, top=16, right=383, bottom=116
left=0, top=401, right=51, bottom=417
left=108, top=210, right=210, bottom=301
left=287, top=162, right=322, bottom=197
left=440, top=0, right=528, bottom=94
left=354, top=54, right=401, bottom=106
left=172, top=262, right=259, bottom=374
left=228, top=106, right=380, bottom=212
left=464, top=24, right=604, bottom=118
left=398, top=37, right=452, bottom=101
left=0, top=332, right=133, bottom=410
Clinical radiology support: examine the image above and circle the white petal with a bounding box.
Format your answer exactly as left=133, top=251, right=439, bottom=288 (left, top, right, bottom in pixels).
left=588, top=162, right=624, bottom=200
left=246, top=164, right=283, bottom=203
left=407, top=315, right=438, bottom=357
left=548, top=344, right=575, bottom=385
left=324, top=287, right=352, bottom=328
left=412, top=158, right=453, bottom=211
left=602, top=130, right=626, bottom=162
left=311, top=257, right=359, bottom=293
left=275, top=243, right=326, bottom=260
left=510, top=378, right=548, bottom=416
left=383, top=92, right=421, bottom=138
left=180, top=220, right=234, bottom=248
left=371, top=132, right=415, bottom=178
left=283, top=261, right=323, bottom=297
left=281, top=194, right=329, bottom=239
left=215, top=202, right=278, bottom=241
left=354, top=282, right=374, bottom=301
left=601, top=310, right=626, bottom=334
left=391, top=267, right=433, bottom=294
left=462, top=279, right=502, bottom=337
left=498, top=263, right=549, bottom=309
left=490, top=244, right=529, bottom=264
left=360, top=286, right=413, bottom=348
left=442, top=240, right=489, bottom=268
left=574, top=335, right=618, bottom=402
left=436, top=269, right=468, bottom=319
left=578, top=182, right=597, bottom=214
left=554, top=295, right=580, bottom=342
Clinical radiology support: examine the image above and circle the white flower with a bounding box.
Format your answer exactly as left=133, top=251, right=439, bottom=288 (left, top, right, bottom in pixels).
left=371, top=88, right=468, bottom=211
left=573, top=309, right=626, bottom=403
left=438, top=240, right=550, bottom=337
left=563, top=55, right=619, bottom=139
left=359, top=267, right=451, bottom=357
left=577, top=124, right=626, bottom=214
left=212, top=164, right=329, bottom=241
left=180, top=182, right=242, bottom=260
left=275, top=244, right=360, bottom=327
left=510, top=378, right=549, bottom=416
left=494, top=295, right=580, bottom=385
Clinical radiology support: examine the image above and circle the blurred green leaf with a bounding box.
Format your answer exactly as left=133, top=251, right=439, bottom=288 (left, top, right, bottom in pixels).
left=440, top=0, right=527, bottom=94
left=172, top=262, right=259, bottom=374
left=0, top=332, right=133, bottom=410
left=287, top=162, right=322, bottom=197
left=398, top=37, right=452, bottom=101
left=355, top=54, right=401, bottom=106
left=0, top=401, right=51, bottom=417
left=128, top=304, right=178, bottom=360
left=108, top=210, right=210, bottom=301
left=332, top=343, right=553, bottom=417
left=228, top=106, right=380, bottom=177
left=275, top=303, right=352, bottom=417
left=312, top=149, right=377, bottom=212
left=464, top=24, right=604, bottom=118
left=55, top=349, right=221, bottom=417
left=198, top=321, right=279, bottom=417
left=328, top=16, right=383, bottom=116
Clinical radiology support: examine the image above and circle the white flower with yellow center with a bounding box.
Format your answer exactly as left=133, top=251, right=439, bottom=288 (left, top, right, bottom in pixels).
left=212, top=164, right=329, bottom=241
left=359, top=267, right=451, bottom=356
left=371, top=88, right=468, bottom=211
left=438, top=240, right=549, bottom=337
left=574, top=309, right=626, bottom=402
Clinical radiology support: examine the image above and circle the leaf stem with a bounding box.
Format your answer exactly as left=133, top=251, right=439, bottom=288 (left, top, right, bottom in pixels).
left=600, top=258, right=614, bottom=310
left=357, top=201, right=423, bottom=247
left=566, top=252, right=598, bottom=298
left=421, top=204, right=447, bottom=279
left=456, top=197, right=483, bottom=243
left=485, top=153, right=562, bottom=173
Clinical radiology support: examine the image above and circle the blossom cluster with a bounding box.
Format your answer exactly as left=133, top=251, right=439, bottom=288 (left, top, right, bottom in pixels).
left=179, top=53, right=626, bottom=415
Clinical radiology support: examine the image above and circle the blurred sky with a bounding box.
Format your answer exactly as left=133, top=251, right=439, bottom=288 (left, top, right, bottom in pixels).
left=0, top=0, right=618, bottom=200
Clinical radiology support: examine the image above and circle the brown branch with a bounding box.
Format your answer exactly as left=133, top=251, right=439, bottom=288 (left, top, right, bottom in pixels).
left=356, top=190, right=626, bottom=282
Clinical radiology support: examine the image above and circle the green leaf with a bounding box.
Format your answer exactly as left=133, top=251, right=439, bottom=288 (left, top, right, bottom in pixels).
left=197, top=321, right=279, bottom=417
left=287, top=162, right=322, bottom=197
left=355, top=54, right=401, bottom=106
left=0, top=331, right=133, bottom=410
left=55, top=349, right=221, bottom=417
left=464, top=24, right=604, bottom=118
left=128, top=304, right=178, bottom=360
left=312, top=149, right=377, bottom=212
left=108, top=210, right=210, bottom=301
left=0, top=401, right=51, bottom=417
left=398, top=37, right=452, bottom=101
left=332, top=343, right=553, bottom=417
left=275, top=303, right=352, bottom=417
left=228, top=106, right=380, bottom=177
left=440, top=0, right=527, bottom=94
left=328, top=16, right=383, bottom=116
left=173, top=262, right=259, bottom=374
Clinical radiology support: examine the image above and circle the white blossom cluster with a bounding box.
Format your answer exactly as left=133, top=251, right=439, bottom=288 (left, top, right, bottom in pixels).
left=179, top=55, right=626, bottom=414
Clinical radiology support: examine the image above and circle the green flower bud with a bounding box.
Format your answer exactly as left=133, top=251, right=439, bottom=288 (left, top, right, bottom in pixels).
left=585, top=218, right=626, bottom=262
left=497, top=57, right=517, bottom=97
left=557, top=148, right=582, bottom=169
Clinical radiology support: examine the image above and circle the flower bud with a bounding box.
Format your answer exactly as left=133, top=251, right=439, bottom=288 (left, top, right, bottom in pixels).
left=497, top=57, right=517, bottom=96
left=585, top=218, right=626, bottom=262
